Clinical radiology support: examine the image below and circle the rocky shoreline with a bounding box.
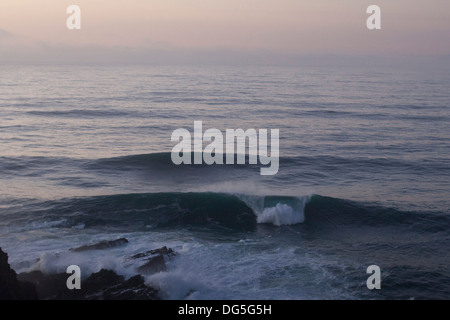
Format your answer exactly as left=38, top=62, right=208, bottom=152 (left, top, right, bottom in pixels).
left=0, top=240, right=175, bottom=300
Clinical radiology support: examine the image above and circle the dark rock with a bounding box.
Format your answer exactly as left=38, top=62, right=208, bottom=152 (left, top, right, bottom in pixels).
left=70, top=238, right=128, bottom=252
left=0, top=247, right=22, bottom=300
left=18, top=270, right=68, bottom=300
left=80, top=270, right=158, bottom=300
left=17, top=270, right=45, bottom=284
left=102, top=275, right=158, bottom=300
left=83, top=269, right=124, bottom=293
left=0, top=247, right=38, bottom=300
left=137, top=255, right=167, bottom=275
left=17, top=268, right=159, bottom=300
left=131, top=246, right=175, bottom=259
left=19, top=281, right=39, bottom=300
left=132, top=246, right=175, bottom=276
left=4, top=242, right=165, bottom=300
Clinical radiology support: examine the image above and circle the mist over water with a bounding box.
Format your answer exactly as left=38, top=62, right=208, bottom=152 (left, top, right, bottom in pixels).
left=0, top=64, right=449, bottom=299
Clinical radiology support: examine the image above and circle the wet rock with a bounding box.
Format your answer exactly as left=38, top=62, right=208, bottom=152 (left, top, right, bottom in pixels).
left=132, top=246, right=175, bottom=276
left=0, top=247, right=38, bottom=300
left=18, top=269, right=159, bottom=300
left=70, top=238, right=128, bottom=252
left=136, top=255, right=167, bottom=275
left=131, top=246, right=175, bottom=259
left=17, top=270, right=68, bottom=300
left=19, top=281, right=38, bottom=300
left=3, top=242, right=169, bottom=300
left=102, top=275, right=158, bottom=300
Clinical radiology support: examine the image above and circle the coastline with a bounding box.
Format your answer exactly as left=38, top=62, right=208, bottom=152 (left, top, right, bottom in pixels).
left=0, top=242, right=175, bottom=300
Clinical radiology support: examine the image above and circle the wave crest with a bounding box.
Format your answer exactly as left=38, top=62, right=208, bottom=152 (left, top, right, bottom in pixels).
left=237, top=194, right=310, bottom=226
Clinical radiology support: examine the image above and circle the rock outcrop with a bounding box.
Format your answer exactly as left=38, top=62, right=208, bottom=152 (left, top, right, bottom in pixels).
left=1, top=243, right=176, bottom=300
left=17, top=269, right=158, bottom=300
left=131, top=246, right=175, bottom=259
left=0, top=248, right=38, bottom=300
left=69, top=238, right=129, bottom=252
left=132, top=246, right=175, bottom=276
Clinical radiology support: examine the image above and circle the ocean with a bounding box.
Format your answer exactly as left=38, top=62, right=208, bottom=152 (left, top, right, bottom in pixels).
left=0, top=64, right=449, bottom=299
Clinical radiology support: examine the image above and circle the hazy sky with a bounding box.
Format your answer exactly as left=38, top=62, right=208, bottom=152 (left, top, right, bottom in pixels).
left=1, top=0, right=449, bottom=63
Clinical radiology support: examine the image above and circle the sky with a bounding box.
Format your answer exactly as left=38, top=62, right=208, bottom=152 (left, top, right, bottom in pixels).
left=0, top=0, right=449, bottom=64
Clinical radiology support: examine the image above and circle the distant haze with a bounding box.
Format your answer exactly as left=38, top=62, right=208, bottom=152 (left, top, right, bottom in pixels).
left=1, top=0, right=449, bottom=64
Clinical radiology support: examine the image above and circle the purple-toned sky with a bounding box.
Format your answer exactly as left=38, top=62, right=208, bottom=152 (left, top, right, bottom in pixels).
left=1, top=0, right=449, bottom=63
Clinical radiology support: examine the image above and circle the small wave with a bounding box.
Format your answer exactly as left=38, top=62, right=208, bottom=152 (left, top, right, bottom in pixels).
left=89, top=153, right=450, bottom=176
left=2, top=153, right=448, bottom=180
left=27, top=109, right=129, bottom=118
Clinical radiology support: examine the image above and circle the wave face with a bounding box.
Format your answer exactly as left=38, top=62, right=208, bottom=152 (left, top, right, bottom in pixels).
left=3, top=193, right=257, bottom=231
left=2, top=192, right=448, bottom=234
left=1, top=193, right=313, bottom=231
left=304, top=195, right=450, bottom=231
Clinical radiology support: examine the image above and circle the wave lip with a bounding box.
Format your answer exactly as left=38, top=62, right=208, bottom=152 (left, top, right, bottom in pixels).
left=257, top=203, right=305, bottom=226
left=237, top=194, right=311, bottom=226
